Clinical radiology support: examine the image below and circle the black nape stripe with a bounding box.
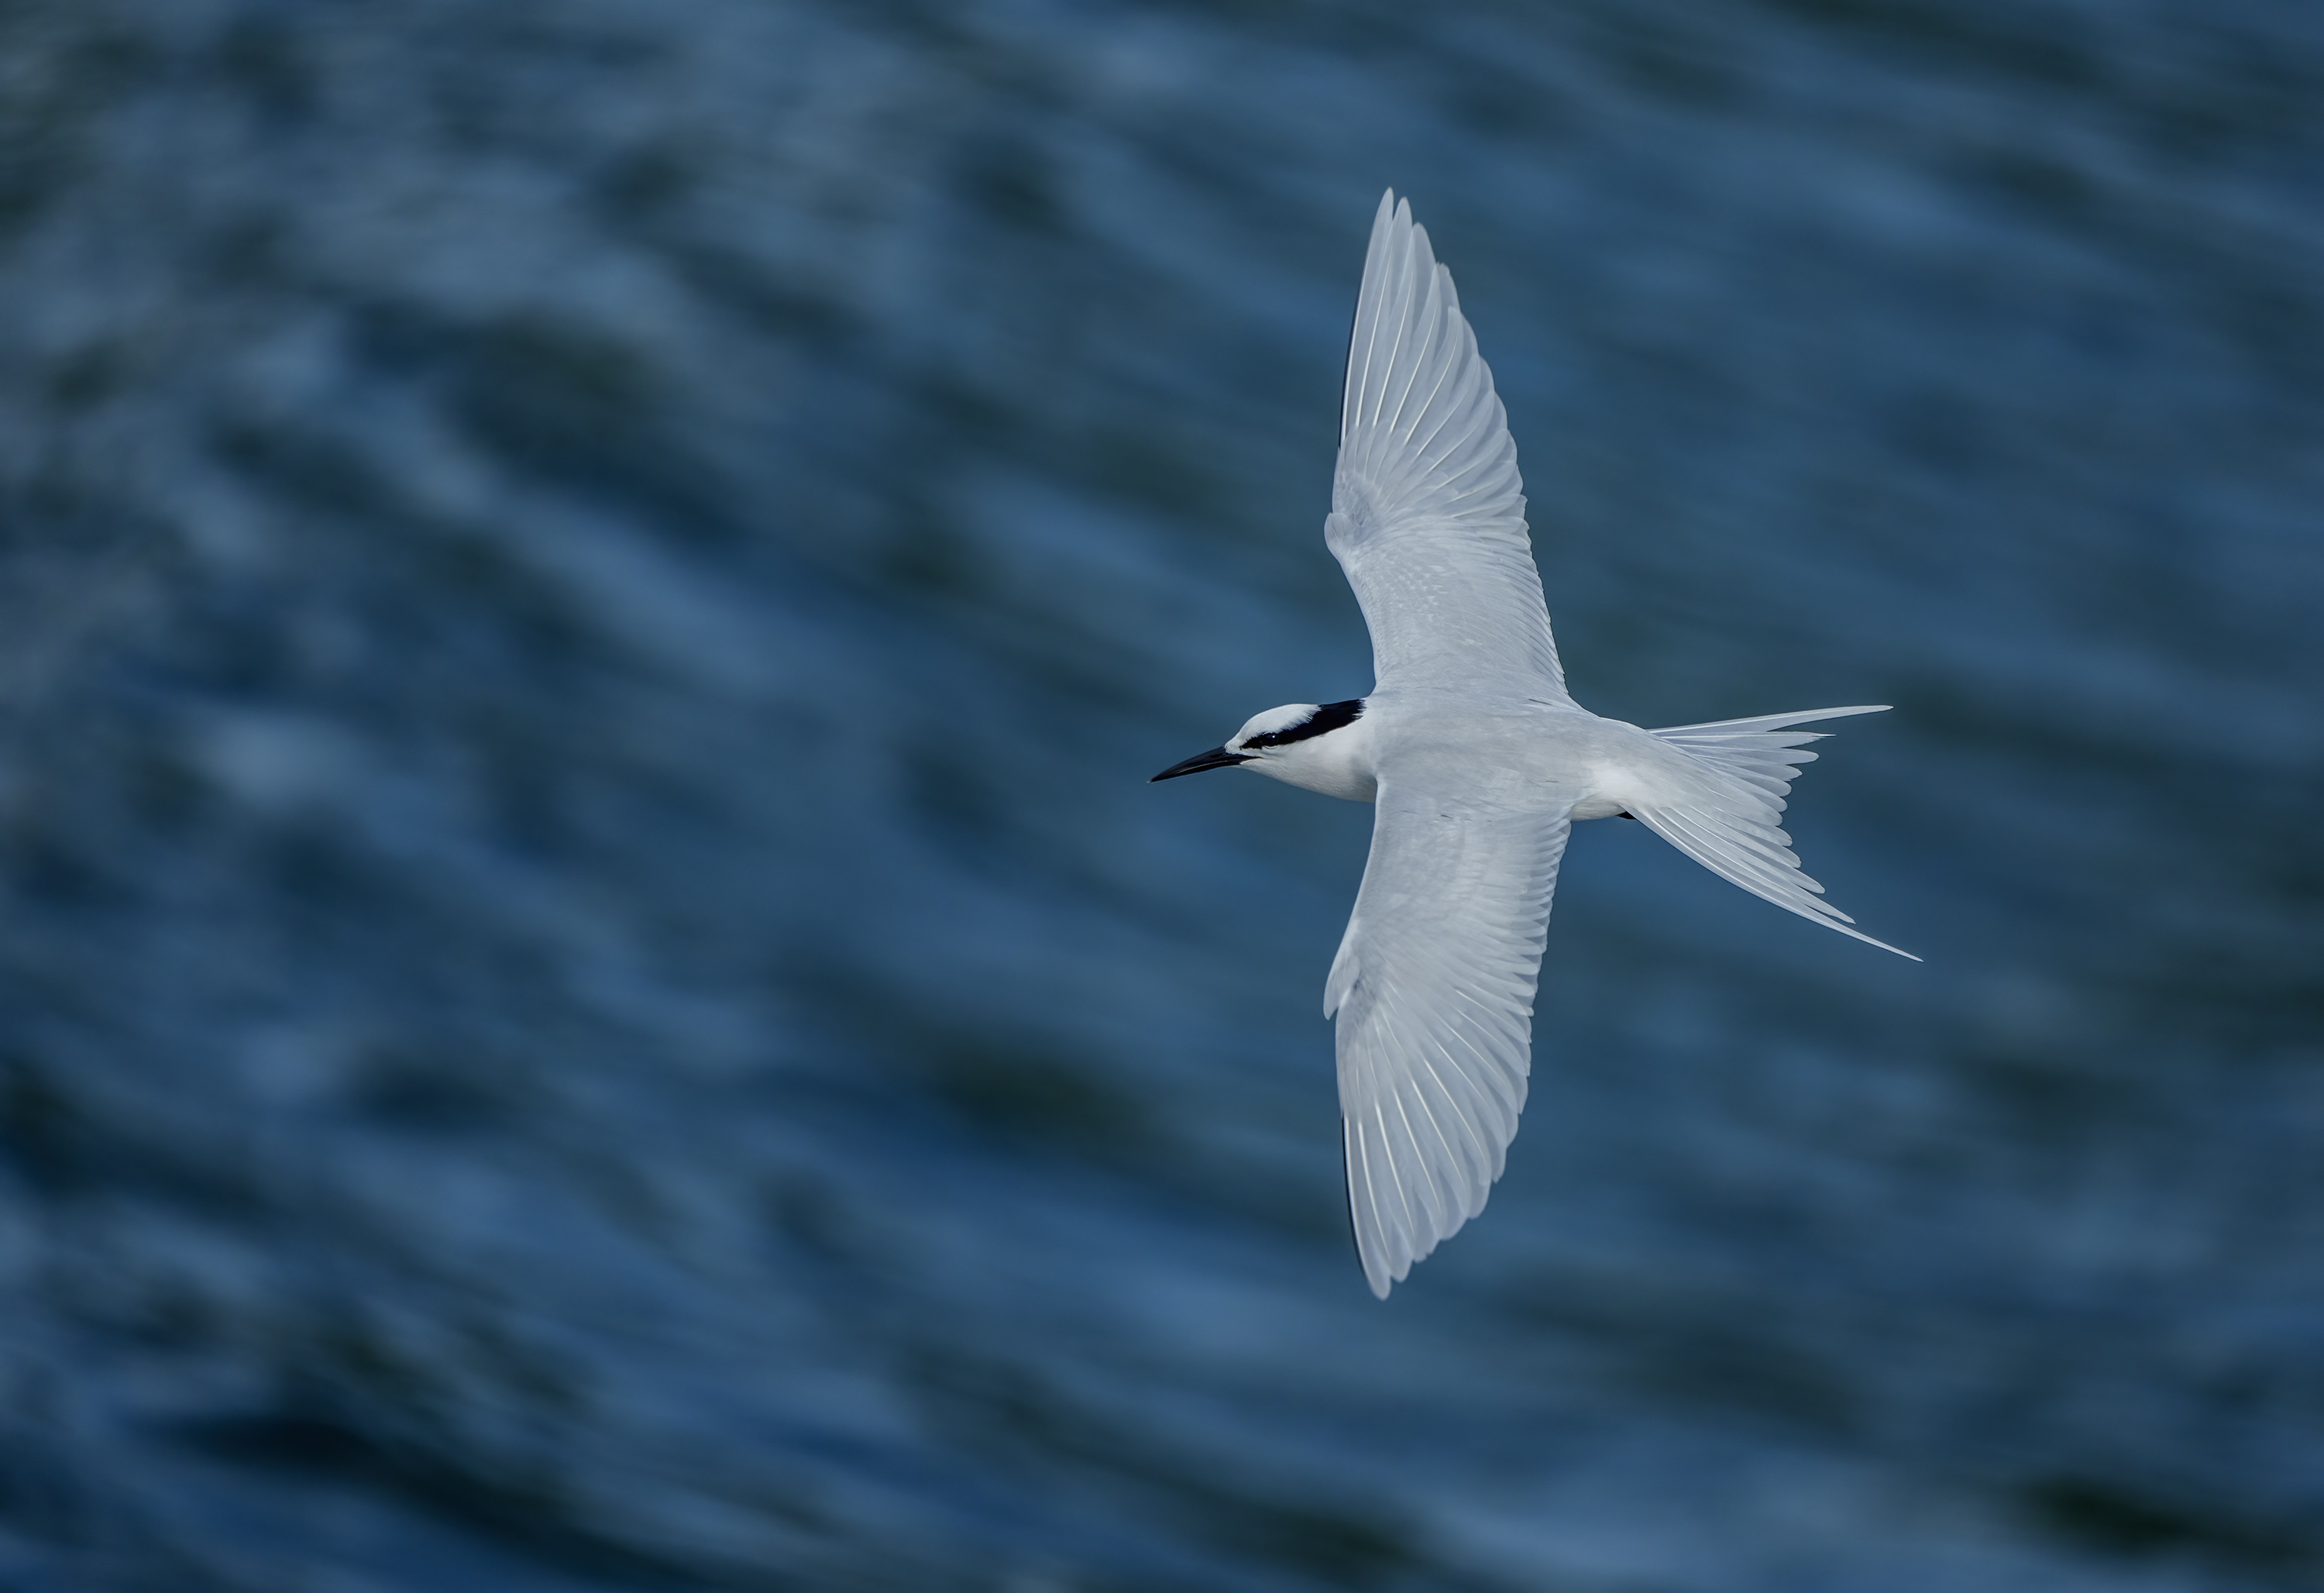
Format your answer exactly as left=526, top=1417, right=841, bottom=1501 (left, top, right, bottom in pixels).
left=1243, top=699, right=1365, bottom=749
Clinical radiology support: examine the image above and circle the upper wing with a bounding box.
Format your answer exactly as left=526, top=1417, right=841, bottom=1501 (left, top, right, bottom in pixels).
left=1328, top=191, right=1569, bottom=700
left=1323, top=786, right=1571, bottom=1296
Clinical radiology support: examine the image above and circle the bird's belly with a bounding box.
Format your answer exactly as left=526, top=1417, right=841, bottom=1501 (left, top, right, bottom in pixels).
left=1365, top=697, right=1668, bottom=815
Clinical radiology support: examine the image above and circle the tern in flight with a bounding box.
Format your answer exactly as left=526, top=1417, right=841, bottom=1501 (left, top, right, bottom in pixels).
left=1153, top=191, right=1913, bottom=1298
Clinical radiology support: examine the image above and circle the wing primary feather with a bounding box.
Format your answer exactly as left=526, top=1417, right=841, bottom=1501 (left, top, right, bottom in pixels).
left=1346, top=1116, right=1392, bottom=1299
left=1408, top=353, right=1485, bottom=470
left=1357, top=1111, right=1394, bottom=1282
left=1373, top=1099, right=1422, bottom=1253
left=1435, top=998, right=1525, bottom=1120
left=1364, top=205, right=1420, bottom=437
left=1376, top=255, right=1433, bottom=442
left=1383, top=261, right=1455, bottom=446
left=1353, top=1106, right=1392, bottom=1278
left=1380, top=992, right=1465, bottom=1159
left=1397, top=985, right=1510, bottom=1143
left=1345, top=192, right=1398, bottom=444
left=1404, top=1024, right=1493, bottom=1185
left=1386, top=992, right=1488, bottom=1210
left=1388, top=1086, right=1453, bottom=1237
left=1397, top=277, right=1468, bottom=444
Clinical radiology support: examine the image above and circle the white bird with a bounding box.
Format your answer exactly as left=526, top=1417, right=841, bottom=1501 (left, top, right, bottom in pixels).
left=1153, top=191, right=1914, bottom=1299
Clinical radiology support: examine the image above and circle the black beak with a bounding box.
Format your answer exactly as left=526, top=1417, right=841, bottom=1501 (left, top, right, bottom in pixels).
left=1150, top=747, right=1253, bottom=783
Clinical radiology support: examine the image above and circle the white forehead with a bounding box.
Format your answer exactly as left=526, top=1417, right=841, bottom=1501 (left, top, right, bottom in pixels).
left=1234, top=704, right=1318, bottom=744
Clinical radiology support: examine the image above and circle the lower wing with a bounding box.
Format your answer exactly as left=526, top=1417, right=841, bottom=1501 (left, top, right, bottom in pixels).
left=1325, top=790, right=1570, bottom=1296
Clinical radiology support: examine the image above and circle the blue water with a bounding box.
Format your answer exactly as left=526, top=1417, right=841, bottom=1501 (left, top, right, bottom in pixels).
left=3, top=1, right=2321, bottom=1588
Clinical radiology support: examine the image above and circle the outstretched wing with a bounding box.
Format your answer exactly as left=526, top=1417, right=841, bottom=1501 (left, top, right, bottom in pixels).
left=1329, top=191, right=1568, bottom=701
left=1324, top=787, right=1570, bottom=1296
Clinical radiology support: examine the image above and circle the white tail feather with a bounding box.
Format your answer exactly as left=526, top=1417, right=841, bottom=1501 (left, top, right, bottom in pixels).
left=1634, top=706, right=1917, bottom=960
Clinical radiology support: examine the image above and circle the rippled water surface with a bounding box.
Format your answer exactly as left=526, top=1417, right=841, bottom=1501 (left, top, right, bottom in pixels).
left=3, top=1, right=2321, bottom=1588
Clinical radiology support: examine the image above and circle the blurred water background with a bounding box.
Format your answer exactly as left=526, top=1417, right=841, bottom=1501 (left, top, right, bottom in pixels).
left=2, top=0, right=2321, bottom=1588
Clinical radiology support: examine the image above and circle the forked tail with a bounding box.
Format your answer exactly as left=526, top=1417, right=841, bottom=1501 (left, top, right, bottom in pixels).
left=1630, top=705, right=1917, bottom=960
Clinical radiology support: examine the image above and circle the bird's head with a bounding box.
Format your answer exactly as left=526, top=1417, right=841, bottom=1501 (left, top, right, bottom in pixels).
left=1150, top=700, right=1373, bottom=798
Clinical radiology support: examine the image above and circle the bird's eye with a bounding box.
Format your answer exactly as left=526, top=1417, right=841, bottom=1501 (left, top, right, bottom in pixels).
left=1239, top=700, right=1362, bottom=752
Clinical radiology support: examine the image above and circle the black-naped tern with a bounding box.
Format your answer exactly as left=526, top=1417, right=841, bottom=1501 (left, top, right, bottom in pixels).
left=1153, top=191, right=1914, bottom=1299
